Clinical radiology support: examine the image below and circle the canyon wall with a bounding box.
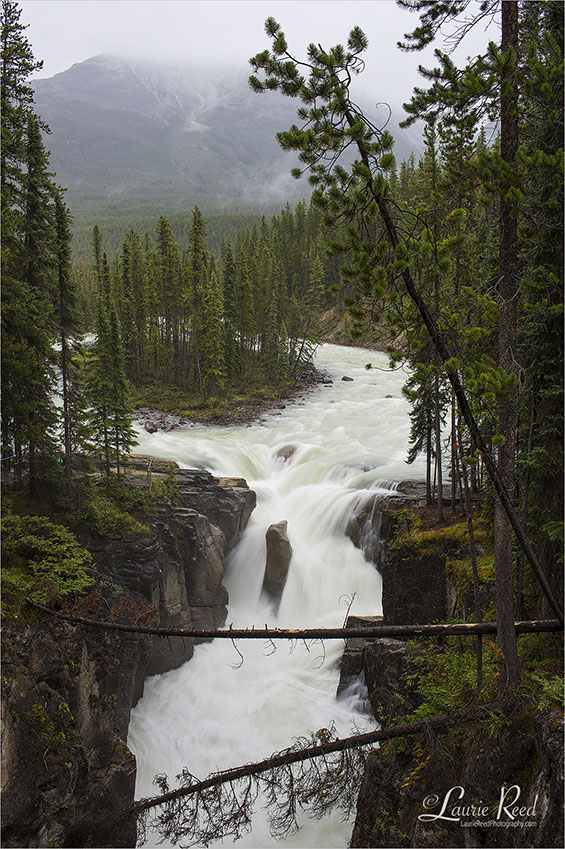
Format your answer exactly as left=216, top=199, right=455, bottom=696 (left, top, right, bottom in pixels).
left=342, top=491, right=564, bottom=849
left=1, top=469, right=255, bottom=848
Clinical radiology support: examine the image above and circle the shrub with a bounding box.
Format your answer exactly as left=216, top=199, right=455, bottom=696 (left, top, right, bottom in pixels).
left=1, top=515, right=94, bottom=610
left=70, top=479, right=149, bottom=537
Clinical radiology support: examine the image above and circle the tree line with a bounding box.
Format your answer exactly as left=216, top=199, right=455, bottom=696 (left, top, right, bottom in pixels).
left=1, top=0, right=137, bottom=496
left=75, top=200, right=344, bottom=401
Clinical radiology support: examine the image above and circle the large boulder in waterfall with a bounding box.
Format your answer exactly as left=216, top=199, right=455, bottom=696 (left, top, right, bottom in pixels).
left=263, top=521, right=292, bottom=603
left=276, top=444, right=296, bottom=462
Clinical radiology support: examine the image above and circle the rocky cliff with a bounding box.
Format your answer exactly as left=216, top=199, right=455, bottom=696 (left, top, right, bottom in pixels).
left=341, top=487, right=564, bottom=849
left=1, top=468, right=255, bottom=848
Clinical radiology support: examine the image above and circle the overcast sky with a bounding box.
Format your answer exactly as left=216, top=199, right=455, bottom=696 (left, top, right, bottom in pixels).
left=20, top=0, right=498, bottom=106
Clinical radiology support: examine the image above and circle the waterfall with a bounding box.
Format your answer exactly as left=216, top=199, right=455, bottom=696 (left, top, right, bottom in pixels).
left=127, top=343, right=425, bottom=847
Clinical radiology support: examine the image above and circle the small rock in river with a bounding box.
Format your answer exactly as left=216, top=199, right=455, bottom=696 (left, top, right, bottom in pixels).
left=342, top=376, right=354, bottom=382
left=144, top=421, right=158, bottom=433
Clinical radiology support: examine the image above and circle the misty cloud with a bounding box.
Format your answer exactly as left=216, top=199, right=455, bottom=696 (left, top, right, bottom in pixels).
left=21, top=0, right=497, bottom=112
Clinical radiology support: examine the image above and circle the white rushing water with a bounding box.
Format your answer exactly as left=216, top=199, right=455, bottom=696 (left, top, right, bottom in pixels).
left=128, top=343, right=425, bottom=848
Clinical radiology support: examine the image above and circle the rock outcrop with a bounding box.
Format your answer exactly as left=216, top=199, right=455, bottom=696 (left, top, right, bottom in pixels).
left=351, top=709, right=564, bottom=848
left=341, top=484, right=563, bottom=849
left=380, top=549, right=448, bottom=625
left=346, top=484, right=449, bottom=623
left=1, top=467, right=256, bottom=848
left=1, top=620, right=139, bottom=848
left=262, top=520, right=292, bottom=604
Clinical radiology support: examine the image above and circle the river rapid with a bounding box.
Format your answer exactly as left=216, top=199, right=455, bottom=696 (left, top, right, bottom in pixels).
left=127, top=343, right=425, bottom=848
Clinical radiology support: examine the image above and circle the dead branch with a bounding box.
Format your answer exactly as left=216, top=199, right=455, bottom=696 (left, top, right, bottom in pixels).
left=27, top=600, right=562, bottom=641
left=129, top=701, right=512, bottom=847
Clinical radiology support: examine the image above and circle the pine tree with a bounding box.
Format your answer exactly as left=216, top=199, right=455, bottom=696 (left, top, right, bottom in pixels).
left=1, top=0, right=43, bottom=200
left=53, top=188, right=81, bottom=495
left=108, top=303, right=137, bottom=477
left=91, top=224, right=103, bottom=290
left=87, top=296, right=113, bottom=478
left=185, top=207, right=208, bottom=392
left=201, top=269, right=226, bottom=398
left=222, top=237, right=239, bottom=378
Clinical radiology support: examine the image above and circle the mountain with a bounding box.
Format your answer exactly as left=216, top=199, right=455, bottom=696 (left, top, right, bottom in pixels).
left=32, top=54, right=422, bottom=219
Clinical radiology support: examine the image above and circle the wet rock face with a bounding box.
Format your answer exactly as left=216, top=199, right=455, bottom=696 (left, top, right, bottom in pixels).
left=362, top=638, right=422, bottom=723
left=262, top=520, right=293, bottom=604
left=175, top=469, right=256, bottom=551
left=351, top=711, right=564, bottom=849
left=381, top=549, right=448, bottom=626
left=1, top=623, right=138, bottom=848
left=345, top=487, right=449, bottom=624
left=1, top=467, right=256, bottom=848
left=93, top=471, right=256, bottom=684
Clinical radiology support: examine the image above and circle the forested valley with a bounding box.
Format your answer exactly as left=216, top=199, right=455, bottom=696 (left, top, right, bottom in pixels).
left=1, top=0, right=563, bottom=847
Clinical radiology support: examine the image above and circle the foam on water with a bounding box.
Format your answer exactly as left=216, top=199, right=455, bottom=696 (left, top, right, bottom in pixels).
left=128, top=344, right=424, bottom=847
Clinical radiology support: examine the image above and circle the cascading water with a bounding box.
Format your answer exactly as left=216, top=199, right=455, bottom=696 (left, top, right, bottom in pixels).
left=127, top=343, right=425, bottom=848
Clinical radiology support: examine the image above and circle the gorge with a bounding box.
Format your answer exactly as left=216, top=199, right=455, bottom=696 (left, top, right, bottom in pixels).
left=2, top=342, right=562, bottom=849
left=127, top=342, right=424, bottom=847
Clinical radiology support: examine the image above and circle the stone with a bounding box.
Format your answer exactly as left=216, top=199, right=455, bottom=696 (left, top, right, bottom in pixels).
left=144, top=421, right=158, bottom=433
left=262, top=520, right=292, bottom=603
left=1, top=469, right=257, bottom=848
left=342, top=375, right=354, bottom=381
left=381, top=549, right=448, bottom=625
left=362, top=638, right=422, bottom=722
left=350, top=707, right=563, bottom=849
left=175, top=470, right=256, bottom=550
left=276, top=444, right=296, bottom=462
left=336, top=615, right=383, bottom=700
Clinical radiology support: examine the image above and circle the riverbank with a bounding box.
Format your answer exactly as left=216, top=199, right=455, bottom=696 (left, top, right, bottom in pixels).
left=133, top=367, right=333, bottom=430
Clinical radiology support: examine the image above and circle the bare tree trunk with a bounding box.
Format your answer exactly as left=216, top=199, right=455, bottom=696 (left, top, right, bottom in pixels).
left=426, top=419, right=432, bottom=506
left=516, top=380, right=536, bottom=619
left=451, top=396, right=457, bottom=511
left=435, top=372, right=444, bottom=520
left=494, top=0, right=520, bottom=694
left=456, top=415, right=483, bottom=695
left=60, top=325, right=72, bottom=497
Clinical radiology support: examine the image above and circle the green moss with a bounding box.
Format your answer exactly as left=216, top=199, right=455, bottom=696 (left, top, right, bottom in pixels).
left=129, top=376, right=294, bottom=422
left=370, top=809, right=409, bottom=843
left=151, top=464, right=183, bottom=506
left=399, top=636, right=500, bottom=721
left=111, top=741, right=130, bottom=765
left=25, top=702, right=68, bottom=765
left=392, top=509, right=495, bottom=605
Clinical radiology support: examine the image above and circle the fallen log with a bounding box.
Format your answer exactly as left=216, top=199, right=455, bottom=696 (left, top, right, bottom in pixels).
left=27, top=601, right=562, bottom=640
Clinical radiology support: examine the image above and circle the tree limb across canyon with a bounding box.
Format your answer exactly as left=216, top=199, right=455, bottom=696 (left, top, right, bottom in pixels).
left=129, top=701, right=512, bottom=847
left=27, top=600, right=562, bottom=640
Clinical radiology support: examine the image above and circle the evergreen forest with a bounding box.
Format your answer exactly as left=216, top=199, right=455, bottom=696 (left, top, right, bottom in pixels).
left=1, top=0, right=563, bottom=845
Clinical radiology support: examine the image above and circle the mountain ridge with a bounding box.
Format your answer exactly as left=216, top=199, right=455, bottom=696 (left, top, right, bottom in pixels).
left=32, top=54, right=422, bottom=219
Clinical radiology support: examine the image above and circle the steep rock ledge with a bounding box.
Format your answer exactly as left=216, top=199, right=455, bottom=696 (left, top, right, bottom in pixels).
left=346, top=482, right=450, bottom=624
left=1, top=469, right=256, bottom=848
left=340, top=486, right=563, bottom=848
left=351, top=705, right=564, bottom=848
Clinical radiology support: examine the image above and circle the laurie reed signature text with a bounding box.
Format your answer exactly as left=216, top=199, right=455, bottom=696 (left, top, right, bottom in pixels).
left=418, top=785, right=539, bottom=826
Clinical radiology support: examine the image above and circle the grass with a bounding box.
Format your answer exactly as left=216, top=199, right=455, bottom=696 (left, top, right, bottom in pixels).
left=130, top=377, right=297, bottom=423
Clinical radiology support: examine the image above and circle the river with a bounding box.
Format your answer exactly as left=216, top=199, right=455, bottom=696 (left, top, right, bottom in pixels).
left=127, top=343, right=425, bottom=848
